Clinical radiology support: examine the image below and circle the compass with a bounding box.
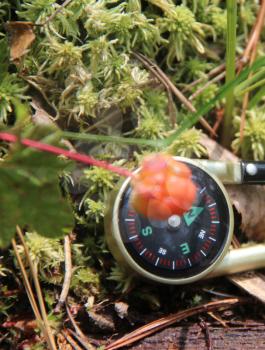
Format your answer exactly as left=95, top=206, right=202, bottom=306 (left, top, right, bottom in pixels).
left=105, top=158, right=265, bottom=284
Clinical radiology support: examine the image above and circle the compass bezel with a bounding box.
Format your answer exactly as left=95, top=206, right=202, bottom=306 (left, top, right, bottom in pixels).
left=106, top=157, right=234, bottom=285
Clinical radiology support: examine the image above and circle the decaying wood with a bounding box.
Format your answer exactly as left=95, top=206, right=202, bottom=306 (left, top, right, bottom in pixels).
left=105, top=298, right=246, bottom=350
left=127, top=320, right=265, bottom=350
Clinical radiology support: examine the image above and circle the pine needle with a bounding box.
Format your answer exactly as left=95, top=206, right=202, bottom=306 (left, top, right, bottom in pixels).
left=16, top=226, right=58, bottom=350
left=11, top=237, right=53, bottom=349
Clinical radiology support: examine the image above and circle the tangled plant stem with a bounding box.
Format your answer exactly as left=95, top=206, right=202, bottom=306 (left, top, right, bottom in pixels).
left=0, top=132, right=133, bottom=178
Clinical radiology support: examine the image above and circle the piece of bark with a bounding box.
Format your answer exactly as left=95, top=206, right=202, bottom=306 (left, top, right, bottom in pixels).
left=128, top=321, right=265, bottom=350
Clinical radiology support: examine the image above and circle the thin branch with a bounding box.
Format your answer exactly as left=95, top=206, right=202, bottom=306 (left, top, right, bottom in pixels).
left=66, top=304, right=87, bottom=339
left=67, top=329, right=97, bottom=350
left=238, top=0, right=265, bottom=73
left=207, top=311, right=228, bottom=328
left=183, top=63, right=227, bottom=92
left=61, top=330, right=83, bottom=350
left=41, top=0, right=73, bottom=26
left=11, top=239, right=50, bottom=348
left=16, top=226, right=57, bottom=350
left=105, top=298, right=248, bottom=350
left=189, top=71, right=226, bottom=101
left=11, top=239, right=43, bottom=324
left=66, top=304, right=102, bottom=348
left=133, top=53, right=177, bottom=126
left=132, top=52, right=216, bottom=136
left=55, top=235, right=72, bottom=313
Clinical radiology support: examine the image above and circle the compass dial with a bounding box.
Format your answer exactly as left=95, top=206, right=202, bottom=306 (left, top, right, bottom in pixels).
left=108, top=159, right=234, bottom=284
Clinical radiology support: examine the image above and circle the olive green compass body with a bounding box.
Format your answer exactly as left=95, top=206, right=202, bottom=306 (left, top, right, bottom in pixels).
left=105, top=158, right=265, bottom=284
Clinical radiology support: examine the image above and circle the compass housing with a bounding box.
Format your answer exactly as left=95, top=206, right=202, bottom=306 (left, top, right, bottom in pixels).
left=105, top=158, right=234, bottom=284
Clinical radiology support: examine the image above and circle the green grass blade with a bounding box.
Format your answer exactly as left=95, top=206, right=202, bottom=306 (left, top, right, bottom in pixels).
left=221, top=0, right=237, bottom=147
left=249, top=84, right=265, bottom=109
left=62, top=131, right=162, bottom=148
left=162, top=57, right=265, bottom=147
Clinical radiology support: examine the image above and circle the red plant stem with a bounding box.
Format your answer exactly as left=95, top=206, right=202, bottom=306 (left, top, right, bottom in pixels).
left=0, top=132, right=133, bottom=178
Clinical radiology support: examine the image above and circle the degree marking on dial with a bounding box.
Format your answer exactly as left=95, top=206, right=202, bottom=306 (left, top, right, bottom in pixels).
left=187, top=258, right=192, bottom=267
left=155, top=257, right=160, bottom=266
left=172, top=261, right=175, bottom=270
left=200, top=250, right=206, bottom=257
left=211, top=221, right=220, bottom=224
left=208, top=202, right=216, bottom=207
left=129, top=235, right=138, bottom=240
left=209, top=237, right=216, bottom=241
left=140, top=248, right=147, bottom=256
left=199, top=187, right=206, bottom=194
left=125, top=218, right=135, bottom=222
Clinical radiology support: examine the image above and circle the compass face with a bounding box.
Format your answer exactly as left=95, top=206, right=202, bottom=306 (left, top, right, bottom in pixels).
left=116, top=161, right=233, bottom=282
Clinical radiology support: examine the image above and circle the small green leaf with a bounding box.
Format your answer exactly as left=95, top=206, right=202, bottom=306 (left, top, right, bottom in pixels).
left=0, top=133, right=74, bottom=247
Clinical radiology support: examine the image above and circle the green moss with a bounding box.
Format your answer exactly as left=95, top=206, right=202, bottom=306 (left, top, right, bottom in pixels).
left=166, top=127, right=207, bottom=158
left=233, top=109, right=265, bottom=160
left=0, top=74, right=27, bottom=123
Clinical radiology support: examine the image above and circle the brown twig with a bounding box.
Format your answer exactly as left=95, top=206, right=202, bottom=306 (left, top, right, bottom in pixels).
left=40, top=0, right=73, bottom=26
left=61, top=330, right=83, bottom=350
left=133, top=52, right=177, bottom=126
left=105, top=298, right=248, bottom=350
left=183, top=63, right=227, bottom=92
left=207, top=311, right=228, bottom=328
left=238, top=0, right=265, bottom=73
left=66, top=302, right=104, bottom=347
left=55, top=235, right=72, bottom=313
left=66, top=303, right=87, bottom=339
left=11, top=239, right=43, bottom=325
left=189, top=70, right=226, bottom=101
left=132, top=52, right=216, bottom=136
left=239, top=0, right=265, bottom=142
left=188, top=59, right=243, bottom=103
left=11, top=238, right=52, bottom=349
left=16, top=226, right=57, bottom=350
left=67, top=329, right=97, bottom=350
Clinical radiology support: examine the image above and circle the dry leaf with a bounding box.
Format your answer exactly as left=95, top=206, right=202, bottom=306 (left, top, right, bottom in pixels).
left=228, top=271, right=265, bottom=304
left=226, top=185, right=265, bottom=241
left=31, top=100, right=56, bottom=126
left=5, top=21, right=35, bottom=62
left=200, top=134, right=265, bottom=242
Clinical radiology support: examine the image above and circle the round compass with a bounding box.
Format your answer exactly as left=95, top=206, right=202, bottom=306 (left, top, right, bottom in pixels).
left=105, top=158, right=234, bottom=284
